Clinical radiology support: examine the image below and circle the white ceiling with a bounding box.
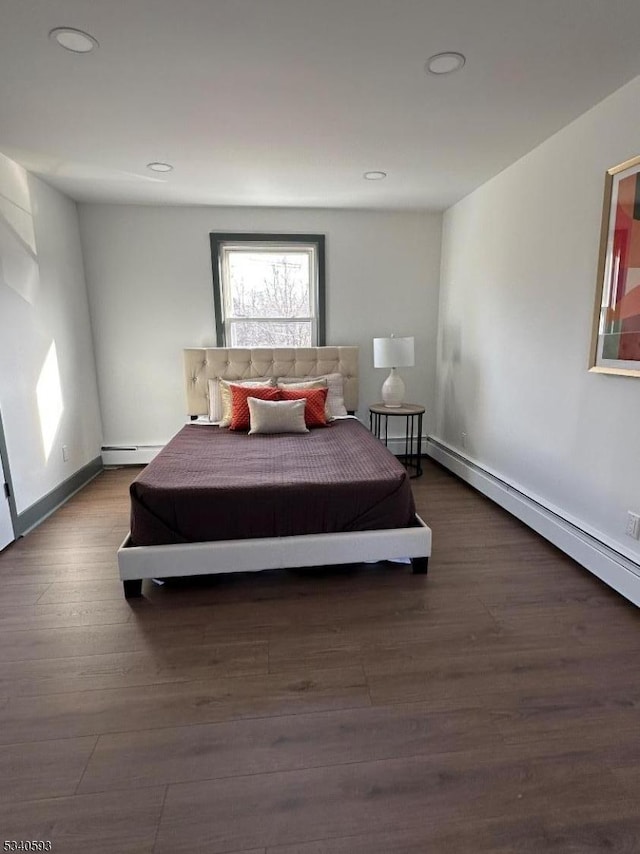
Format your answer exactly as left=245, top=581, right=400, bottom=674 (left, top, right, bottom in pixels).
left=2, top=0, right=640, bottom=210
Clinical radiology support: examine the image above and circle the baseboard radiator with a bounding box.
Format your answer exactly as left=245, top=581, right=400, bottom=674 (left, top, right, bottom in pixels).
left=426, top=437, right=640, bottom=607
left=386, top=435, right=426, bottom=456
left=101, top=445, right=164, bottom=466
left=102, top=435, right=427, bottom=467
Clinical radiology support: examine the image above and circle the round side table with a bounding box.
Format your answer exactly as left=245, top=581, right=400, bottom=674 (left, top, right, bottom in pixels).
left=369, top=403, right=424, bottom=478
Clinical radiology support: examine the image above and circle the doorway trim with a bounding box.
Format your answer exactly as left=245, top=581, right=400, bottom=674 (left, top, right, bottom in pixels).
left=0, top=409, right=18, bottom=541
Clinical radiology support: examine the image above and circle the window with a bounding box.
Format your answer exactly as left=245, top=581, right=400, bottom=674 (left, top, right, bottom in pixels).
left=210, top=233, right=325, bottom=347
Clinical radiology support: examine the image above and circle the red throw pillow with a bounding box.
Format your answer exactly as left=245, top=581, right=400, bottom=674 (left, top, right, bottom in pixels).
left=228, top=385, right=280, bottom=431
left=278, top=387, right=329, bottom=427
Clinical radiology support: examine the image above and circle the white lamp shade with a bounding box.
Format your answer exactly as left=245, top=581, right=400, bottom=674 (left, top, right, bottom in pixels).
left=373, top=336, right=415, bottom=368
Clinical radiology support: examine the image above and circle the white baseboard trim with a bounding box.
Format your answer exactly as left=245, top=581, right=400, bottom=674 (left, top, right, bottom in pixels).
left=101, top=446, right=163, bottom=466
left=426, top=437, right=640, bottom=607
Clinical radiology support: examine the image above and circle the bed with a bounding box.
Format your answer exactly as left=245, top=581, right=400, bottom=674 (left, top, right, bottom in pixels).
left=117, top=346, right=431, bottom=597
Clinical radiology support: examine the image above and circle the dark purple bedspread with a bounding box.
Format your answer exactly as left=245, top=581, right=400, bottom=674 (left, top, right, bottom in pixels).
left=129, top=418, right=416, bottom=546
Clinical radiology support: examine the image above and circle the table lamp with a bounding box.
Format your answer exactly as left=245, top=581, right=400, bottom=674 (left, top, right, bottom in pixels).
left=373, top=335, right=415, bottom=408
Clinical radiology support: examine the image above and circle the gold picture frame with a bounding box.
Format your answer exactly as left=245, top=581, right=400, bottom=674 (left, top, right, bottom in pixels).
left=590, top=154, right=640, bottom=377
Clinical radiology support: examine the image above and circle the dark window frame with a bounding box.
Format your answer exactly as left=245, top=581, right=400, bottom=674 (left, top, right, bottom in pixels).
left=210, top=232, right=326, bottom=347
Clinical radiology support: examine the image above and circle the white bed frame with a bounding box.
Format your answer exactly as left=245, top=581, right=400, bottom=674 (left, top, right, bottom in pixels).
left=117, top=346, right=431, bottom=597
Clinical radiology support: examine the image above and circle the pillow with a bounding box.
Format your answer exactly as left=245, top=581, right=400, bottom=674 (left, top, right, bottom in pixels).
left=276, top=379, right=327, bottom=390
left=207, top=378, right=224, bottom=422
left=278, top=387, right=329, bottom=428
left=248, top=398, right=308, bottom=435
left=276, top=378, right=329, bottom=418
left=228, top=385, right=281, bottom=431
left=277, top=373, right=347, bottom=417
left=208, top=377, right=273, bottom=425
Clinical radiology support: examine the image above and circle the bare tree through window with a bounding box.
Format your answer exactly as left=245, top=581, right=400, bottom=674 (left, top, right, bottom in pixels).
left=229, top=254, right=311, bottom=346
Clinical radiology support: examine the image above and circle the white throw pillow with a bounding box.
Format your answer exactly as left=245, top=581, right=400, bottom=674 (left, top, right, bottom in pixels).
left=277, top=373, right=347, bottom=417
left=208, top=377, right=272, bottom=424
left=248, top=397, right=309, bottom=435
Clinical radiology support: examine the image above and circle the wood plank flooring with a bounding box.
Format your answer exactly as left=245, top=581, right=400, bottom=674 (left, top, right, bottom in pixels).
left=0, top=460, right=638, bottom=852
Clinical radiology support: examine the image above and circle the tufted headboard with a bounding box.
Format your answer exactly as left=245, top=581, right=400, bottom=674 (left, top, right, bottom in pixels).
left=184, top=346, right=359, bottom=416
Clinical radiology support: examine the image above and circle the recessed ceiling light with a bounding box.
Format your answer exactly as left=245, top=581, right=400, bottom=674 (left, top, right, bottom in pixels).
left=364, top=171, right=387, bottom=181
left=425, top=52, right=466, bottom=75
left=49, top=27, right=98, bottom=53
left=146, top=162, right=174, bottom=173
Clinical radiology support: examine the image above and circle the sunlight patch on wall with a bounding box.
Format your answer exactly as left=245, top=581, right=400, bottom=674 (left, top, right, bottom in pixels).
left=0, top=194, right=39, bottom=305
left=36, top=341, right=64, bottom=461
left=0, top=153, right=31, bottom=209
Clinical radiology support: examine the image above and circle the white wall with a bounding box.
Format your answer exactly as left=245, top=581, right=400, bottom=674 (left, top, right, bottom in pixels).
left=0, top=153, right=102, bottom=514
left=78, top=205, right=441, bottom=445
left=437, top=74, right=640, bottom=563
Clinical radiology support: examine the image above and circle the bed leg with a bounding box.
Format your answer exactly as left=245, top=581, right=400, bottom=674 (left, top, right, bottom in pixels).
left=412, top=556, right=429, bottom=575
left=123, top=579, right=143, bottom=598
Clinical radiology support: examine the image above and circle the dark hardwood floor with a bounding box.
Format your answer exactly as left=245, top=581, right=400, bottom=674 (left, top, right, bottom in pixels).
left=0, top=460, right=638, bottom=853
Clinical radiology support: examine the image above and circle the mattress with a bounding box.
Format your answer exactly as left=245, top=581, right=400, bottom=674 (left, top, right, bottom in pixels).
left=129, top=418, right=416, bottom=546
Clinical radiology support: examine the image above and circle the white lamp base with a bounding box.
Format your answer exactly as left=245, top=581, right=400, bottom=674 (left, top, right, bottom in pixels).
left=381, top=368, right=405, bottom=408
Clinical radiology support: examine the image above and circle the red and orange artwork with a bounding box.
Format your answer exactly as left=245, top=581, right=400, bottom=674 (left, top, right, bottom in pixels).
left=603, top=171, right=640, bottom=362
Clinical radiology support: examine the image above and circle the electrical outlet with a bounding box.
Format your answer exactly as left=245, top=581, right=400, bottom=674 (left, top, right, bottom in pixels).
left=625, top=512, right=640, bottom=539
left=62, top=445, right=69, bottom=462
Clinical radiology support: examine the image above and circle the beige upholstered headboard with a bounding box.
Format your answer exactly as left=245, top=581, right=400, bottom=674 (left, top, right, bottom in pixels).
left=184, top=346, right=359, bottom=416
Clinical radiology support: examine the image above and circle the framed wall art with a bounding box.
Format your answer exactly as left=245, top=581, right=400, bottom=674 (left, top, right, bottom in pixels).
left=590, top=155, right=640, bottom=377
